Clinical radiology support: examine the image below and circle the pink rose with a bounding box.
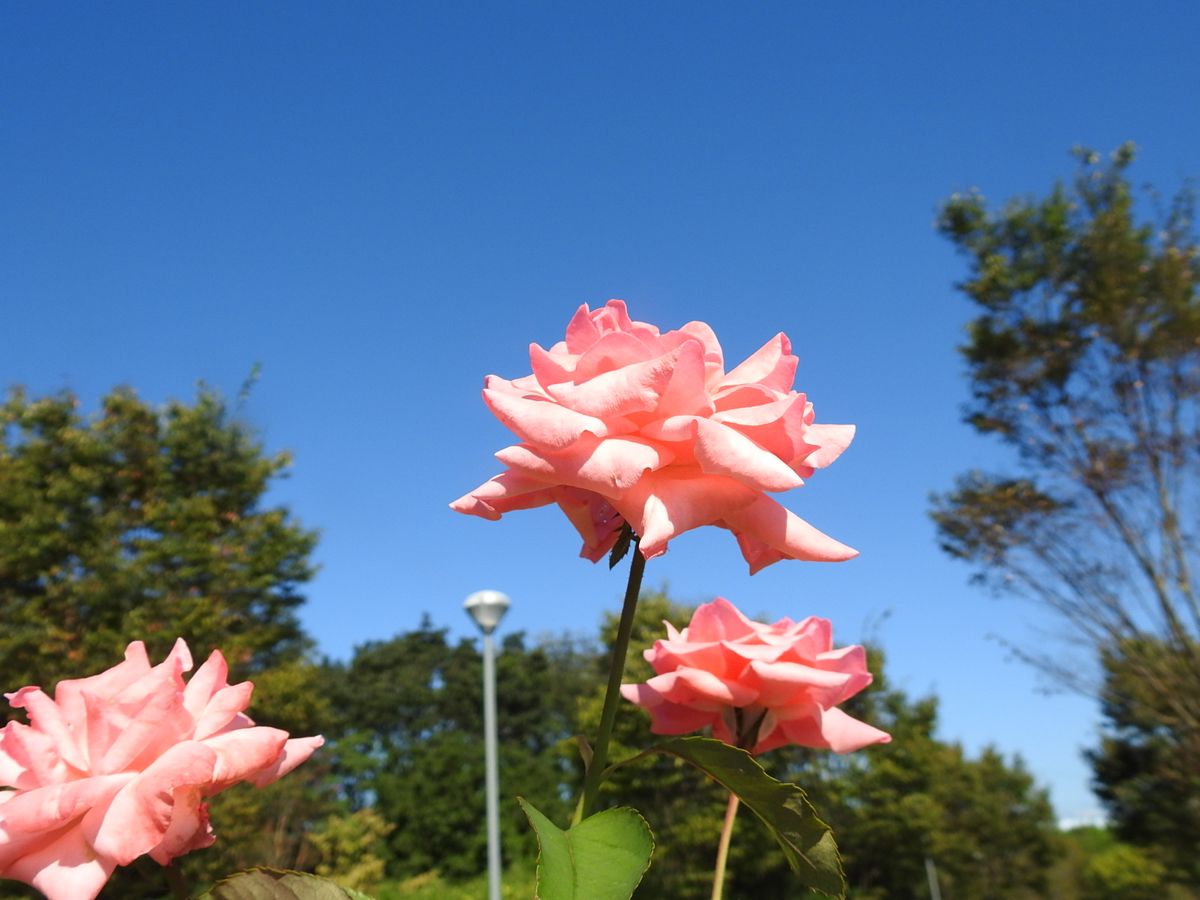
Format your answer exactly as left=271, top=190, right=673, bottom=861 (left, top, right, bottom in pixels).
left=451, top=300, right=857, bottom=571
left=620, top=598, right=890, bottom=754
left=0, top=640, right=323, bottom=900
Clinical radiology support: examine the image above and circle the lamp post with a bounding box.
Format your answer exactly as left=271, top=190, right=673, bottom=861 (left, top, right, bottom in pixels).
left=464, top=589, right=510, bottom=900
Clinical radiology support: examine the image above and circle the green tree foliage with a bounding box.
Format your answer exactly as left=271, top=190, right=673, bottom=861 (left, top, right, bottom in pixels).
left=1088, top=637, right=1200, bottom=885
left=1080, top=843, right=1171, bottom=900
left=324, top=620, right=592, bottom=880
left=931, top=143, right=1199, bottom=680
left=798, top=690, right=1055, bottom=900
left=310, top=808, right=395, bottom=893
left=585, top=593, right=1055, bottom=899
left=929, top=146, right=1200, bottom=872
left=0, top=386, right=317, bottom=688
left=1047, top=828, right=1193, bottom=900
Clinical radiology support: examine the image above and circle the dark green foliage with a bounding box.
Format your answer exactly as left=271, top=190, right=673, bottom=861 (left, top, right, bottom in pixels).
left=1088, top=638, right=1200, bottom=886
left=930, top=146, right=1200, bottom=878
left=324, top=620, right=592, bottom=880
left=743, top=663, right=1054, bottom=900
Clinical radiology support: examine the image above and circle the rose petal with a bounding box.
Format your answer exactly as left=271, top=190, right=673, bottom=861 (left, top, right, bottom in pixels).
left=678, top=321, right=725, bottom=387
left=777, top=707, right=891, bottom=754
left=94, top=674, right=195, bottom=776
left=619, top=686, right=718, bottom=735
left=87, top=742, right=218, bottom=866
left=611, top=469, right=759, bottom=560
left=496, top=435, right=672, bottom=498
left=529, top=342, right=577, bottom=389
left=691, top=419, right=804, bottom=492
left=0, top=718, right=72, bottom=789
left=483, top=376, right=615, bottom=449
left=192, top=683, right=255, bottom=741
left=747, top=660, right=854, bottom=707
left=719, top=333, right=797, bottom=392
left=800, top=423, right=856, bottom=469
left=652, top=338, right=715, bottom=418
left=555, top=489, right=624, bottom=561
left=722, top=495, right=858, bottom=567
left=573, top=331, right=656, bottom=382
left=450, top=471, right=560, bottom=520
left=249, top=736, right=325, bottom=788
left=3, top=689, right=88, bottom=773
left=646, top=639, right=734, bottom=678
left=202, top=727, right=289, bottom=788
left=147, top=789, right=213, bottom=865
left=3, top=818, right=116, bottom=900
left=565, top=300, right=636, bottom=353
left=634, top=668, right=758, bottom=710
left=545, top=351, right=679, bottom=419
left=182, top=651, right=231, bottom=722
left=0, top=773, right=130, bottom=840
left=681, top=598, right=758, bottom=643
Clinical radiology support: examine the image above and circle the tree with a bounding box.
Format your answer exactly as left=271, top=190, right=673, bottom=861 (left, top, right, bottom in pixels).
left=324, top=619, right=592, bottom=880
left=0, top=385, right=317, bottom=689
left=930, top=146, right=1200, bottom=864
left=1087, top=637, right=1200, bottom=885
left=932, top=143, right=1199, bottom=679
left=0, top=384, right=327, bottom=899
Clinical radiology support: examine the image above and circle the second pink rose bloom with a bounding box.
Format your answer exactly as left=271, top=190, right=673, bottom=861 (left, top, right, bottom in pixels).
left=621, top=598, right=891, bottom=754
left=451, top=300, right=857, bottom=571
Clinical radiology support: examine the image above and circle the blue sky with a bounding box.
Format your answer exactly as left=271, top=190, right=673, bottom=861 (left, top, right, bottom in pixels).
left=3, top=2, right=1197, bottom=823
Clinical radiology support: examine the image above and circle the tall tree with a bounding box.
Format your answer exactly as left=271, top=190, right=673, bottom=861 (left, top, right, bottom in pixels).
left=930, top=145, right=1200, bottom=869
left=932, top=144, right=1199, bottom=678
left=1087, top=636, right=1200, bottom=885
left=0, top=385, right=317, bottom=689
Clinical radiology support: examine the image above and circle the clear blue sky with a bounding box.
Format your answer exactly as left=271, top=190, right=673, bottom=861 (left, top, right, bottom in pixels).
left=3, top=2, right=1197, bottom=824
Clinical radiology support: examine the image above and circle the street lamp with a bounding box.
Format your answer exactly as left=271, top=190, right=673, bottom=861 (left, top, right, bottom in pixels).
left=464, top=589, right=510, bottom=900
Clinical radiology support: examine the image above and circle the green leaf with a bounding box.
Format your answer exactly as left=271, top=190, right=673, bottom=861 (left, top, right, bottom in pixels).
left=519, top=798, right=654, bottom=900
left=198, top=868, right=375, bottom=900
left=615, top=736, right=846, bottom=898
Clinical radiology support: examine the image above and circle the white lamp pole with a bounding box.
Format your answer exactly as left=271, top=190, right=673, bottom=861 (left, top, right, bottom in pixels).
left=464, top=589, right=511, bottom=900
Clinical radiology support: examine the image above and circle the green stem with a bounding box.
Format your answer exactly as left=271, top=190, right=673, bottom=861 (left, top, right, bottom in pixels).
left=711, top=792, right=740, bottom=900
left=578, top=537, right=646, bottom=820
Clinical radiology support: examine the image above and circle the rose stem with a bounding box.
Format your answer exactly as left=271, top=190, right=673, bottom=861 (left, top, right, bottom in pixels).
left=163, top=862, right=190, bottom=900
left=578, top=536, right=646, bottom=820
left=710, top=792, right=741, bottom=900
left=709, top=709, right=764, bottom=898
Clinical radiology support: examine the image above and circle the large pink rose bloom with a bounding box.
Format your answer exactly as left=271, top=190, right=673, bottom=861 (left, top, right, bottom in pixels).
left=451, top=300, right=857, bottom=571
left=0, top=640, right=323, bottom=900
left=621, top=599, right=890, bottom=755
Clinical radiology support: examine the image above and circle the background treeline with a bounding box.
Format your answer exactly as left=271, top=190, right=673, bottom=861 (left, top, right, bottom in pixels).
left=0, top=386, right=1194, bottom=899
